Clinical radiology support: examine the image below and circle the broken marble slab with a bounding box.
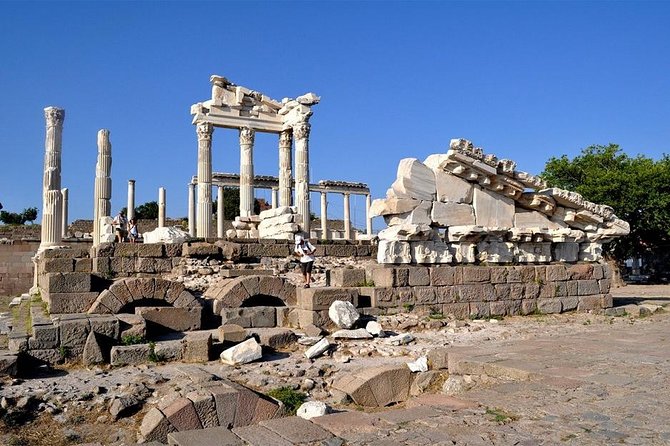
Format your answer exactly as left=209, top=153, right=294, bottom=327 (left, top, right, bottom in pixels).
left=377, top=223, right=436, bottom=241
left=377, top=240, right=412, bottom=264
left=370, top=197, right=420, bottom=217
left=473, top=187, right=515, bottom=228
left=383, top=200, right=432, bottom=226
left=410, top=241, right=453, bottom=264
left=431, top=201, right=475, bottom=227
left=391, top=158, right=436, bottom=201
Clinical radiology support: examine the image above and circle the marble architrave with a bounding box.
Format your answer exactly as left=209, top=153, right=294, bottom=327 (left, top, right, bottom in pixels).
left=377, top=240, right=412, bottom=264
left=516, top=242, right=552, bottom=263
left=552, top=242, right=579, bottom=262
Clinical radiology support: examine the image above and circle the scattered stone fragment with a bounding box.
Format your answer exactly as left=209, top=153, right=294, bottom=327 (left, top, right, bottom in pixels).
left=328, top=300, right=360, bottom=329
left=331, top=329, right=373, bottom=340
left=407, top=356, right=428, bottom=372
left=297, top=401, right=329, bottom=420
left=302, top=323, right=323, bottom=337
left=298, top=336, right=322, bottom=346
left=388, top=333, right=415, bottom=345
left=304, top=338, right=330, bottom=359
left=220, top=337, right=262, bottom=365
left=365, top=321, right=384, bottom=337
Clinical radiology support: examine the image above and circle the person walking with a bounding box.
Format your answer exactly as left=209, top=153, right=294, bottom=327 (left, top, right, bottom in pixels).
left=112, top=210, right=128, bottom=242
left=294, top=234, right=316, bottom=288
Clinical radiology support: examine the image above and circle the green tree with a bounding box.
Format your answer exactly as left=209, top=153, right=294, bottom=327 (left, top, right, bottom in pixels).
left=0, top=207, right=39, bottom=225
left=212, top=187, right=261, bottom=219
left=122, top=201, right=159, bottom=220
left=542, top=144, right=670, bottom=260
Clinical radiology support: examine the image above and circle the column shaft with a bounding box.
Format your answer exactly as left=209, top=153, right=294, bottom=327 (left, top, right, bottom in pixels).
left=40, top=107, right=65, bottom=249
left=158, top=187, right=166, bottom=228
left=61, top=188, right=68, bottom=238
left=343, top=193, right=351, bottom=240
left=239, top=127, right=255, bottom=217
left=278, top=130, right=293, bottom=207
left=217, top=186, right=225, bottom=238
left=188, top=183, right=196, bottom=237
left=271, top=188, right=278, bottom=209
left=196, top=122, right=213, bottom=237
left=93, top=129, right=112, bottom=247
left=294, top=122, right=311, bottom=233
left=127, top=180, right=136, bottom=221
left=320, top=192, right=328, bottom=240
left=366, top=193, right=373, bottom=236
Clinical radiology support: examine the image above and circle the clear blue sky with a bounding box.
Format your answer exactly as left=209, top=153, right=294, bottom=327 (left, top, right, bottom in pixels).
left=1, top=1, right=669, bottom=230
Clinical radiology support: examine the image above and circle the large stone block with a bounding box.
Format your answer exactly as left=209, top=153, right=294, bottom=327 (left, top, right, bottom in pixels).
left=186, top=390, right=218, bottom=429
left=469, top=301, right=491, bottom=318
left=44, top=272, right=92, bottom=293
left=457, top=284, right=495, bottom=302
left=329, top=268, right=366, bottom=287
left=46, top=291, right=99, bottom=314
left=577, top=280, right=600, bottom=296
left=441, top=302, right=470, bottom=319
left=365, top=287, right=395, bottom=308
left=433, top=169, right=473, bottom=203
left=552, top=242, right=579, bottom=262
left=110, top=344, right=151, bottom=366
left=545, top=265, right=568, bottom=281
left=29, top=324, right=59, bottom=349
left=182, top=332, right=212, bottom=362
left=391, top=158, right=436, bottom=201
left=462, top=266, right=491, bottom=283
left=182, top=242, right=220, bottom=257
left=332, top=364, right=411, bottom=407
left=516, top=243, right=551, bottom=263
left=249, top=327, right=298, bottom=350
left=163, top=397, right=203, bottom=432
left=430, top=266, right=456, bottom=286
left=137, top=243, right=164, bottom=258
left=42, top=258, right=75, bottom=273
left=477, top=241, right=515, bottom=263
left=258, top=276, right=284, bottom=296
left=366, top=266, right=394, bottom=287
left=324, top=244, right=357, bottom=257
left=167, top=426, right=244, bottom=446
left=221, top=307, right=276, bottom=328
left=139, top=407, right=176, bottom=444
left=430, top=201, right=475, bottom=227
left=297, top=287, right=357, bottom=310
left=537, top=298, right=562, bottom=314
left=209, top=384, right=239, bottom=429
left=58, top=315, right=91, bottom=348
left=376, top=240, right=411, bottom=264
left=407, top=267, right=431, bottom=286
left=472, top=187, right=514, bottom=227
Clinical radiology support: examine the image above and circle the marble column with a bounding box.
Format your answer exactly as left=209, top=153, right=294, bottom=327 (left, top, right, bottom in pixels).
left=127, top=180, right=136, bottom=221
left=293, top=122, right=311, bottom=233
left=188, top=183, right=196, bottom=237
left=61, top=188, right=68, bottom=239
left=40, top=106, right=65, bottom=250
left=158, top=187, right=166, bottom=228
left=239, top=126, right=255, bottom=217
left=278, top=129, right=293, bottom=207
left=343, top=192, right=351, bottom=240
left=366, top=193, right=372, bottom=236
left=93, top=129, right=112, bottom=247
left=271, top=188, right=278, bottom=209
left=217, top=185, right=224, bottom=238
left=320, top=191, right=328, bottom=240
left=196, top=122, right=213, bottom=238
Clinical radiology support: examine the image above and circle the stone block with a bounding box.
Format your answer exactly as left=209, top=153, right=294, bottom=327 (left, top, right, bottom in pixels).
left=494, top=284, right=511, bottom=300
left=508, top=266, right=535, bottom=283
left=490, top=267, right=508, bottom=284
left=231, top=385, right=259, bottom=427
left=74, top=258, right=93, bottom=272
left=182, top=242, right=220, bottom=257
left=376, top=240, right=411, bottom=264
left=577, top=294, right=602, bottom=311
left=232, top=425, right=293, bottom=446
left=165, top=281, right=186, bottom=304
left=489, top=300, right=512, bottom=316
left=297, top=287, right=357, bottom=310
left=114, top=243, right=139, bottom=257
left=521, top=299, right=537, bottom=315
left=163, top=397, right=203, bottom=431
left=356, top=244, right=372, bottom=257
left=602, top=264, right=613, bottom=279
left=509, top=283, right=525, bottom=299
left=89, top=314, right=120, bottom=340
left=355, top=364, right=412, bottom=407
left=173, top=290, right=197, bottom=308
left=137, top=243, right=164, bottom=257
left=430, top=266, right=456, bottom=286
left=182, top=332, right=212, bottom=362
left=136, top=306, right=202, bottom=332
left=58, top=316, right=91, bottom=348
left=367, top=266, right=394, bottom=287
left=167, top=426, right=244, bottom=446
left=140, top=407, right=176, bottom=444
left=473, top=187, right=515, bottom=227
left=462, top=266, right=490, bottom=283
left=516, top=242, right=552, bottom=263
left=249, top=327, right=298, bottom=350
left=260, top=416, right=333, bottom=444
left=296, top=309, right=331, bottom=329
left=110, top=344, right=151, bottom=366
left=154, top=340, right=184, bottom=362
left=430, top=201, right=475, bottom=226
left=433, top=169, right=474, bottom=203
left=554, top=281, right=567, bottom=297
left=577, top=280, right=600, bottom=296
left=539, top=282, right=556, bottom=298
left=394, top=287, right=415, bottom=307
left=43, top=258, right=75, bottom=273
left=477, top=241, right=515, bottom=263
left=330, top=268, right=366, bottom=287
left=414, top=286, right=437, bottom=305
left=222, top=307, right=275, bottom=328
left=219, top=324, right=248, bottom=343
left=118, top=313, right=146, bottom=339
left=367, top=287, right=395, bottom=307
left=0, top=353, right=18, bottom=377
left=599, top=278, right=611, bottom=294
left=28, top=324, right=59, bottom=349
left=426, top=347, right=449, bottom=370
left=552, top=242, right=579, bottom=262
left=96, top=289, right=124, bottom=313
left=209, top=384, right=239, bottom=428
left=469, top=301, right=490, bottom=318
left=164, top=242, right=182, bottom=257
left=325, top=244, right=357, bottom=257
left=435, top=286, right=458, bottom=304
left=568, top=264, right=594, bottom=280
left=524, top=283, right=540, bottom=299
left=44, top=272, right=91, bottom=293
left=241, top=276, right=261, bottom=297
left=153, top=278, right=172, bottom=300
left=407, top=267, right=430, bottom=286
left=186, top=390, right=218, bottom=429
left=560, top=296, right=579, bottom=311
left=136, top=278, right=157, bottom=300
left=537, top=298, right=562, bottom=314
left=394, top=267, right=409, bottom=286
left=258, top=276, right=284, bottom=296
left=566, top=280, right=578, bottom=296
left=457, top=284, right=495, bottom=302
left=46, top=291, right=99, bottom=313
left=109, top=279, right=134, bottom=304
left=26, top=348, right=63, bottom=364
left=546, top=265, right=568, bottom=281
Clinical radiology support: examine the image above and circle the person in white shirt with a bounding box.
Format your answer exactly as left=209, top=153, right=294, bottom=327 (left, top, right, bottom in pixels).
left=294, top=234, right=316, bottom=288
left=112, top=210, right=128, bottom=242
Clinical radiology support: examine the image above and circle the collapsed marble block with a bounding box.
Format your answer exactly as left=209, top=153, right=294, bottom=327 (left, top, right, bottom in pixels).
left=477, top=241, right=515, bottom=263
left=514, top=210, right=564, bottom=230
left=410, top=241, right=452, bottom=264
left=552, top=242, right=579, bottom=262
left=143, top=226, right=190, bottom=244
left=391, top=158, right=436, bottom=201
left=378, top=223, right=435, bottom=241
left=370, top=197, right=420, bottom=217
left=449, top=243, right=476, bottom=263
left=579, top=242, right=603, bottom=262
left=377, top=240, right=411, bottom=264
left=99, top=216, right=116, bottom=243
left=259, top=206, right=297, bottom=219
left=473, top=187, right=515, bottom=228
left=446, top=225, right=488, bottom=242
left=433, top=169, right=474, bottom=203
left=383, top=200, right=432, bottom=226
left=431, top=201, right=475, bottom=227
left=516, top=242, right=552, bottom=263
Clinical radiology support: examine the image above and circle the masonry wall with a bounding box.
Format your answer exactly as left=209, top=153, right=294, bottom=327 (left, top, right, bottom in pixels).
left=0, top=240, right=39, bottom=296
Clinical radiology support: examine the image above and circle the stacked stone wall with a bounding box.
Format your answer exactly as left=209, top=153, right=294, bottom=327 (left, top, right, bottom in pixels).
left=0, top=240, right=39, bottom=296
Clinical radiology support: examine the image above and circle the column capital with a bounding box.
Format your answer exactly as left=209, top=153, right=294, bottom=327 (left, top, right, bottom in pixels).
left=44, top=107, right=65, bottom=128
left=293, top=122, right=311, bottom=140
left=196, top=122, right=213, bottom=141
left=239, top=126, right=255, bottom=145
left=279, top=129, right=292, bottom=146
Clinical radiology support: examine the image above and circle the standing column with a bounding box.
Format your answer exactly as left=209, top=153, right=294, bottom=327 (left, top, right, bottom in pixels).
left=366, top=193, right=372, bottom=236
left=61, top=188, right=68, bottom=239
left=127, top=179, right=136, bottom=221
left=293, top=122, right=311, bottom=233
left=239, top=126, right=255, bottom=217
left=196, top=122, right=213, bottom=237
left=271, top=187, right=278, bottom=209
left=40, top=106, right=65, bottom=250
left=278, top=129, right=293, bottom=207
left=158, top=187, right=166, bottom=228
left=343, top=192, right=351, bottom=240
left=320, top=191, right=328, bottom=240
left=217, top=185, right=225, bottom=238
left=188, top=183, right=196, bottom=237
left=93, top=129, right=112, bottom=246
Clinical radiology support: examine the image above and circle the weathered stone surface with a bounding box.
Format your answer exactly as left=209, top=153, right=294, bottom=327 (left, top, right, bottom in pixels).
left=135, top=306, right=202, bottom=332
left=232, top=424, right=293, bottom=446
left=298, top=287, right=357, bottom=311
left=59, top=316, right=90, bottom=347
left=209, top=384, right=238, bottom=428
left=472, top=187, right=515, bottom=228
left=537, top=298, right=562, bottom=314
left=220, top=337, right=262, bottom=365
left=332, top=365, right=412, bottom=407
left=426, top=347, right=449, bottom=370
left=219, top=324, right=248, bottom=343
left=249, top=327, right=298, bottom=349
left=139, top=407, right=176, bottom=443
left=117, top=313, right=146, bottom=339
left=82, top=331, right=105, bottom=366
left=431, top=201, right=475, bottom=227
left=110, top=344, right=150, bottom=366
left=260, top=416, right=334, bottom=444
left=331, top=328, right=373, bottom=339
left=163, top=397, right=202, bottom=432
left=297, top=401, right=329, bottom=420
left=0, top=353, right=18, bottom=377
left=46, top=291, right=99, bottom=314
left=182, top=332, right=212, bottom=362
left=552, top=242, right=579, bottom=262
left=186, top=390, right=219, bottom=429
left=304, top=337, right=330, bottom=359
left=182, top=242, right=220, bottom=257
left=431, top=169, right=474, bottom=203
left=329, top=268, right=366, bottom=287
left=221, top=307, right=275, bottom=328
left=44, top=272, right=92, bottom=293
left=376, top=240, right=412, bottom=264
left=167, top=426, right=244, bottom=446
left=328, top=300, right=360, bottom=329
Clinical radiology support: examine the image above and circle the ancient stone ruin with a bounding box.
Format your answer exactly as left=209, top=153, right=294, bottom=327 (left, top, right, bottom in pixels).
left=372, top=138, right=630, bottom=265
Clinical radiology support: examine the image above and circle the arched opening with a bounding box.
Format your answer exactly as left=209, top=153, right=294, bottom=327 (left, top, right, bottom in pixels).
left=240, top=294, right=286, bottom=308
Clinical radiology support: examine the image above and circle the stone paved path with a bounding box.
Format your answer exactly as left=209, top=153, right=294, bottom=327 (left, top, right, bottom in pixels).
left=150, top=310, right=670, bottom=446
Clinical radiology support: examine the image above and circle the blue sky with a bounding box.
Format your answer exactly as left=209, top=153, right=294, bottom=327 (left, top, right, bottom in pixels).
left=1, top=1, right=669, bottom=230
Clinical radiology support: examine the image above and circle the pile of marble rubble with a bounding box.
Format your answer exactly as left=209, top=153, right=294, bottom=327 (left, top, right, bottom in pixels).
left=371, top=139, right=630, bottom=264
left=226, top=215, right=260, bottom=239
left=258, top=206, right=302, bottom=240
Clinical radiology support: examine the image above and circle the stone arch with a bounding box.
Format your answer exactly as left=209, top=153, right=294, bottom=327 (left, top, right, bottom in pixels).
left=206, top=275, right=297, bottom=310
left=87, top=277, right=199, bottom=314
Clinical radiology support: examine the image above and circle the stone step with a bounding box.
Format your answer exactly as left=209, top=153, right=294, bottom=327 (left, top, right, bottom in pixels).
left=167, top=426, right=244, bottom=445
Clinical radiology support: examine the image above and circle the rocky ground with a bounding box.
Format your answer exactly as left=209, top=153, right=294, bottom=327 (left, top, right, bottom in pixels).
left=1, top=284, right=668, bottom=445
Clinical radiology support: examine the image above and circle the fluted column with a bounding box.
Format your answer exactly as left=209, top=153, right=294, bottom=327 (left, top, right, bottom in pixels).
left=343, top=192, right=351, bottom=240
left=196, top=122, right=213, bottom=237
left=278, top=129, right=293, bottom=207
left=320, top=191, right=328, bottom=240
left=217, top=185, right=224, bottom=238
left=271, top=188, right=278, bottom=209
left=93, top=129, right=112, bottom=246
left=61, top=188, right=68, bottom=239
left=127, top=180, right=136, bottom=221
left=188, top=183, right=196, bottom=237
left=239, top=126, right=255, bottom=217
left=40, top=106, right=65, bottom=249
left=158, top=187, right=166, bottom=228
left=366, top=193, right=372, bottom=236
left=294, top=122, right=310, bottom=233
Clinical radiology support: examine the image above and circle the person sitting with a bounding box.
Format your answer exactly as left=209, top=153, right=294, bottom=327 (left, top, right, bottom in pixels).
left=128, top=218, right=139, bottom=243
left=112, top=210, right=128, bottom=242
left=294, top=234, right=316, bottom=288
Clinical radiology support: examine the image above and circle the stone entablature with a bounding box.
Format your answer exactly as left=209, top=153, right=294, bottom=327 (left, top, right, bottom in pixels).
left=372, top=138, right=630, bottom=265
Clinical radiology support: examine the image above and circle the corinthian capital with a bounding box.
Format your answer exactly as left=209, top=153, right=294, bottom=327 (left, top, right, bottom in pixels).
left=196, top=122, right=213, bottom=141
left=44, top=107, right=65, bottom=128
left=293, top=122, right=311, bottom=140
left=279, top=129, right=292, bottom=146
left=239, top=127, right=255, bottom=145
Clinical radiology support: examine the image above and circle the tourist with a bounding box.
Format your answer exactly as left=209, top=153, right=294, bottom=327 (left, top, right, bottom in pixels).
left=112, top=210, right=128, bottom=242
left=128, top=218, right=139, bottom=243
left=294, top=234, right=316, bottom=288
